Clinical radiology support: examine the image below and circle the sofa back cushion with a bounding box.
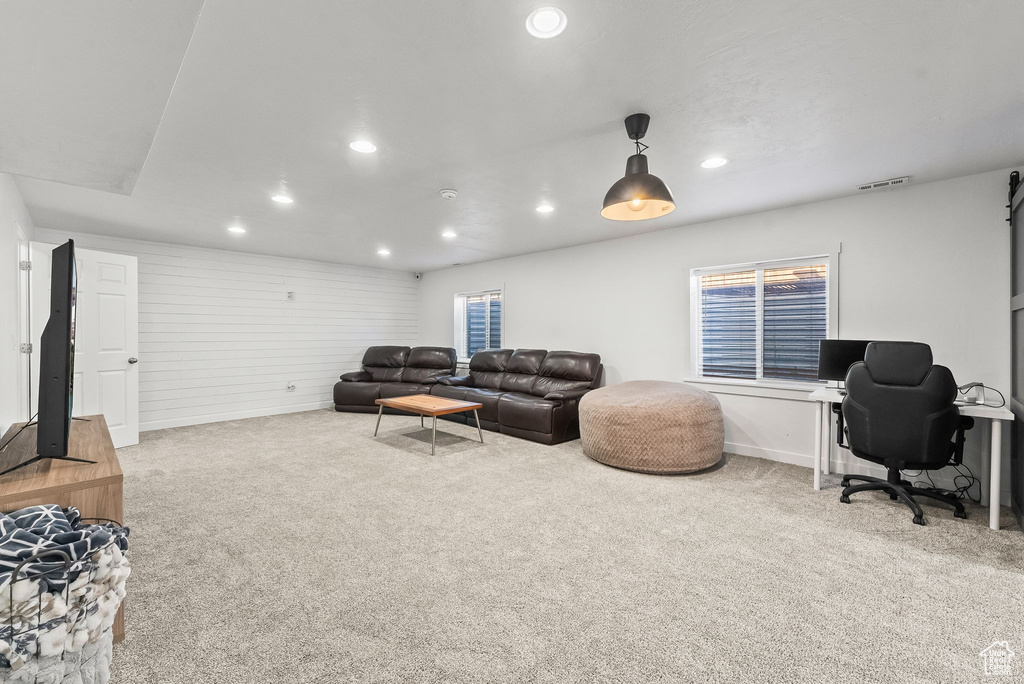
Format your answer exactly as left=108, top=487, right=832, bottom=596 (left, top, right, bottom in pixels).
left=362, top=345, right=410, bottom=382
left=402, top=347, right=457, bottom=383
left=500, top=349, right=546, bottom=393
left=532, top=351, right=603, bottom=397
left=469, top=349, right=513, bottom=389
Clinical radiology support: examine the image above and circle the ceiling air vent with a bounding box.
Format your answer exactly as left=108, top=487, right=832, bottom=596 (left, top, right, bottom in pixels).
left=856, top=176, right=910, bottom=192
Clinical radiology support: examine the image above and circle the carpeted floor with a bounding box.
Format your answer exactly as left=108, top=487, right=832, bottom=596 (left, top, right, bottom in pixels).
left=109, top=409, right=1024, bottom=683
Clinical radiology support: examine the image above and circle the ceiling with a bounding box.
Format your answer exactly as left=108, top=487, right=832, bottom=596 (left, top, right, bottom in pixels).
left=5, top=0, right=1023, bottom=271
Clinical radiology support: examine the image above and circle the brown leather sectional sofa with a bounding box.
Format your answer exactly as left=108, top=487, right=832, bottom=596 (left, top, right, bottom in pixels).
left=333, top=346, right=457, bottom=412
left=333, top=346, right=603, bottom=444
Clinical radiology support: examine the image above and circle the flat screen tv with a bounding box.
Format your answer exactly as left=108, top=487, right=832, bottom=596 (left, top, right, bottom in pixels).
left=37, top=240, right=77, bottom=457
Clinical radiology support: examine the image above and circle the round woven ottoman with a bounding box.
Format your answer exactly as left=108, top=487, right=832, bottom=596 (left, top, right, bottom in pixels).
left=579, top=380, right=724, bottom=474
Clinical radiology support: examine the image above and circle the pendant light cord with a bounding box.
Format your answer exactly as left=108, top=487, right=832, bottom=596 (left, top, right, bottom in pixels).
left=634, top=140, right=649, bottom=155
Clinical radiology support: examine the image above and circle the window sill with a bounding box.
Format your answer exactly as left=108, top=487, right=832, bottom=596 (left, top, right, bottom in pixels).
left=684, top=377, right=822, bottom=402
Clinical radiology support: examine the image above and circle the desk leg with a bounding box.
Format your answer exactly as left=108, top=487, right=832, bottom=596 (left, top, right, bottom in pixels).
left=814, top=402, right=822, bottom=491
left=822, top=404, right=831, bottom=476
left=990, top=419, right=1002, bottom=531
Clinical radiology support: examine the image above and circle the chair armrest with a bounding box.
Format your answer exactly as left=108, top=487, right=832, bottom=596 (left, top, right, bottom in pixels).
left=340, top=371, right=371, bottom=382
left=544, top=388, right=591, bottom=401
left=439, top=375, right=472, bottom=386
left=952, top=415, right=975, bottom=464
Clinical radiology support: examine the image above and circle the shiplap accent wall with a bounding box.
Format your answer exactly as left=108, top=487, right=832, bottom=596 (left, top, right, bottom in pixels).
left=34, top=229, right=418, bottom=431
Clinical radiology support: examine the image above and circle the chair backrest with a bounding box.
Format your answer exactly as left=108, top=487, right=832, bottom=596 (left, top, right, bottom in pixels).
left=842, top=341, right=960, bottom=467
left=402, top=347, right=457, bottom=383
left=361, top=346, right=410, bottom=382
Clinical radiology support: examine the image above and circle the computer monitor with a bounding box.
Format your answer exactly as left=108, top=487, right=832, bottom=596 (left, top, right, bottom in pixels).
left=817, top=340, right=873, bottom=383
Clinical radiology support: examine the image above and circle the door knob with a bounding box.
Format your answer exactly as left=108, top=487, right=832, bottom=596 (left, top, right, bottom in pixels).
left=128, top=357, right=138, bottom=364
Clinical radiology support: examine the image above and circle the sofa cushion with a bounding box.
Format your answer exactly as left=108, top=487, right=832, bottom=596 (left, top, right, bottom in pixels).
left=533, top=351, right=602, bottom=397
left=363, top=346, right=410, bottom=367
left=361, top=346, right=411, bottom=383
left=500, top=349, right=546, bottom=393
left=505, top=349, right=546, bottom=374
left=533, top=376, right=592, bottom=398
left=379, top=383, right=433, bottom=399
left=402, top=347, right=457, bottom=384
left=469, top=349, right=513, bottom=389
left=366, top=366, right=405, bottom=382
left=540, top=350, right=601, bottom=381
left=497, top=392, right=555, bottom=434
left=431, top=384, right=469, bottom=402
left=333, top=381, right=381, bottom=406
left=461, top=388, right=507, bottom=423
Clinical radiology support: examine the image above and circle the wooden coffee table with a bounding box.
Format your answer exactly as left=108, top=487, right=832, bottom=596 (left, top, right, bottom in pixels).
left=373, top=394, right=484, bottom=455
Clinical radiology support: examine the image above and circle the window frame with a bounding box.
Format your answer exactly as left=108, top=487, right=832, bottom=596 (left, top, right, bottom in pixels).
left=689, top=251, right=839, bottom=389
left=454, top=288, right=504, bottom=363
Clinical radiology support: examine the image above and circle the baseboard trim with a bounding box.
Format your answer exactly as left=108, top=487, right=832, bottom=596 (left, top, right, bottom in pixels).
left=140, top=401, right=334, bottom=432
left=726, top=441, right=1011, bottom=505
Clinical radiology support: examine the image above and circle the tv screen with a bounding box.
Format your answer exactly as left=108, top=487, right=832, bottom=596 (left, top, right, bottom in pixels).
left=37, top=240, right=77, bottom=457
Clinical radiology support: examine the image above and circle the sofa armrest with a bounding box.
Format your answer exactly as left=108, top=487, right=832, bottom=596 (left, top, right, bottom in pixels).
left=340, top=370, right=371, bottom=382
left=544, top=388, right=591, bottom=401
left=439, top=375, right=473, bottom=386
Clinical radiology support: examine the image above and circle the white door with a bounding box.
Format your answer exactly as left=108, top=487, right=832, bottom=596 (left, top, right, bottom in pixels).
left=30, top=242, right=139, bottom=448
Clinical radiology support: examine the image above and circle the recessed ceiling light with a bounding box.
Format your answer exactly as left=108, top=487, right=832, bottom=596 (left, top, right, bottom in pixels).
left=271, top=193, right=293, bottom=204
left=526, top=7, right=567, bottom=38
left=228, top=224, right=246, bottom=234
left=350, top=140, right=377, bottom=154
left=442, top=229, right=457, bottom=239
left=701, top=157, right=729, bottom=169
left=377, top=248, right=391, bottom=256
left=536, top=204, right=554, bottom=213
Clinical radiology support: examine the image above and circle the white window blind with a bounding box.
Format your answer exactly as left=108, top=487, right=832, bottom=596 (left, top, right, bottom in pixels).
left=694, top=258, right=829, bottom=383
left=454, top=290, right=502, bottom=361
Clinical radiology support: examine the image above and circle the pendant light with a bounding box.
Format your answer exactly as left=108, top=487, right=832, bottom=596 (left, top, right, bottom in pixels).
left=601, top=113, right=676, bottom=221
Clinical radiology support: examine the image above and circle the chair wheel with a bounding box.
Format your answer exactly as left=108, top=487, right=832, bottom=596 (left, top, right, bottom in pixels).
left=840, top=494, right=850, bottom=504
left=841, top=478, right=851, bottom=487
left=913, top=515, right=925, bottom=526
left=954, top=509, right=968, bottom=519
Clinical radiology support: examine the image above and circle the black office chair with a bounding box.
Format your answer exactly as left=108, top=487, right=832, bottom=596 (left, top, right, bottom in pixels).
left=839, top=341, right=974, bottom=525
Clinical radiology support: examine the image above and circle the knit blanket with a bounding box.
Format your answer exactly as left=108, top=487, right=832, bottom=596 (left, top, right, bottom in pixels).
left=0, top=506, right=130, bottom=671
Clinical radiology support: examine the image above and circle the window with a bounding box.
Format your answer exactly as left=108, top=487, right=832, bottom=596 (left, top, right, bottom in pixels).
left=692, top=257, right=830, bottom=383
left=454, top=290, right=502, bottom=361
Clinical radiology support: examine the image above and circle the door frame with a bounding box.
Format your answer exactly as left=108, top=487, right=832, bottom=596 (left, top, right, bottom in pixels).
left=16, top=225, right=31, bottom=421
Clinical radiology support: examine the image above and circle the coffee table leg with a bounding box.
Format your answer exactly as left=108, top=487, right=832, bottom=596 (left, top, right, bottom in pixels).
left=474, top=409, right=484, bottom=444
left=431, top=416, right=437, bottom=455
left=374, top=405, right=383, bottom=436
left=420, top=415, right=424, bottom=428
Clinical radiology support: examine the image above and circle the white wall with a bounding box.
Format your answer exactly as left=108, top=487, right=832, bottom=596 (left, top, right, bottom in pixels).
left=33, top=229, right=418, bottom=431
left=419, top=168, right=1019, bottom=502
left=0, top=174, right=34, bottom=435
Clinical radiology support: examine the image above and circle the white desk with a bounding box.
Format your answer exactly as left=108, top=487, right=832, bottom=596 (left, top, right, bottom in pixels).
left=808, top=387, right=1013, bottom=530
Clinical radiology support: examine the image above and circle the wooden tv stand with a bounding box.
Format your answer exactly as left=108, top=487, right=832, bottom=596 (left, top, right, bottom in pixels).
left=0, top=415, right=126, bottom=643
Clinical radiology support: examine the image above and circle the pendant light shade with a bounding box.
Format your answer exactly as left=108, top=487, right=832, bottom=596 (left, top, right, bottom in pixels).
left=601, top=114, right=676, bottom=221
